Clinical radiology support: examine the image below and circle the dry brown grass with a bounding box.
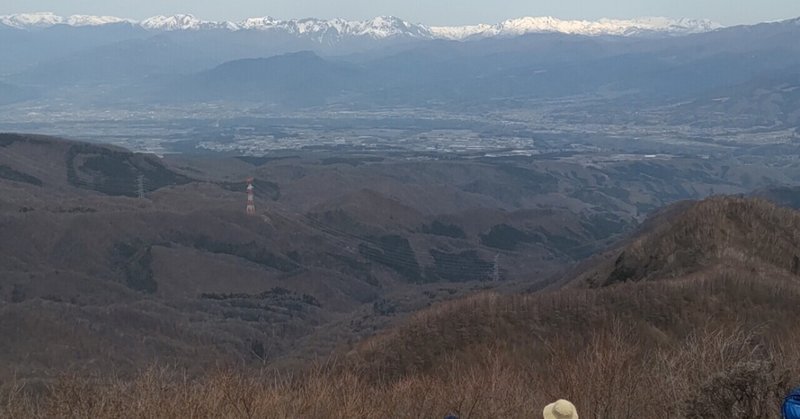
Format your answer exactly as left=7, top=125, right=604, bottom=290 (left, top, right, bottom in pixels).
left=5, top=197, right=800, bottom=418
left=3, top=272, right=799, bottom=418
left=1, top=325, right=795, bottom=418
left=577, top=197, right=800, bottom=287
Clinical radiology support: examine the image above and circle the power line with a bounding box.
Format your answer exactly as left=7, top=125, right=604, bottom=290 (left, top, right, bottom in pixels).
left=493, top=253, right=501, bottom=282
left=137, top=175, right=145, bottom=199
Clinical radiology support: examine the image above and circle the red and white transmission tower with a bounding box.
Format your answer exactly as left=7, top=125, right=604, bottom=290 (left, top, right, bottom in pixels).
left=245, top=177, right=256, bottom=216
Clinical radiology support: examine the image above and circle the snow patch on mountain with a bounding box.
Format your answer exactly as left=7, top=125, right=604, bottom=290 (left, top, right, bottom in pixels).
left=428, top=24, right=494, bottom=40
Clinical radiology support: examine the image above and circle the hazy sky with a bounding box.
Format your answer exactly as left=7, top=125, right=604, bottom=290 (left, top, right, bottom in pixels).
left=3, top=0, right=800, bottom=26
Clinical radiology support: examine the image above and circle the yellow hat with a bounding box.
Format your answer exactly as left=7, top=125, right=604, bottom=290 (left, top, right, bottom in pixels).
left=543, top=399, right=579, bottom=419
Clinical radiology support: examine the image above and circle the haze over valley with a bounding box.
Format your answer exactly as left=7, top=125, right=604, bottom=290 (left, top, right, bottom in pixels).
left=2, top=4, right=800, bottom=418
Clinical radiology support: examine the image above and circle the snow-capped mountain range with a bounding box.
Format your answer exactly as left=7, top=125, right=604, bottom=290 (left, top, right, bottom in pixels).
left=0, top=12, right=722, bottom=39
left=431, top=17, right=722, bottom=39
left=0, top=12, right=133, bottom=28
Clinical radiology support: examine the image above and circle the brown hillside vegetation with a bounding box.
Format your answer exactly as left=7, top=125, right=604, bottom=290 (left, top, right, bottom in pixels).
left=3, top=267, right=799, bottom=417
left=572, top=196, right=800, bottom=287
left=4, top=196, right=800, bottom=418
left=753, top=186, right=800, bottom=210
left=12, top=133, right=789, bottom=382
left=0, top=133, right=630, bottom=378
left=343, top=273, right=800, bottom=416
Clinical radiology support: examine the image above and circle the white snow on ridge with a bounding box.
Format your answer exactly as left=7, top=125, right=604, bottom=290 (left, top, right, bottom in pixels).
left=347, top=16, right=432, bottom=38
left=66, top=15, right=132, bottom=27
left=0, top=12, right=130, bottom=29
left=1, top=12, right=64, bottom=29
left=428, top=24, right=494, bottom=40
left=238, top=16, right=281, bottom=30
left=140, top=14, right=236, bottom=31
left=0, top=12, right=723, bottom=39
left=220, top=15, right=430, bottom=40
left=431, top=16, right=722, bottom=39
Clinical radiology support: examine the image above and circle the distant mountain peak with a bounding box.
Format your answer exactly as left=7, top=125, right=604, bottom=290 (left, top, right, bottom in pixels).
left=139, top=14, right=238, bottom=31
left=0, top=11, right=724, bottom=39
left=0, top=12, right=62, bottom=29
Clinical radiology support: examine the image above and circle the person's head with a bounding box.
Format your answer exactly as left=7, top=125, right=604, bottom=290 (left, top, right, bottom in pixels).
left=543, top=399, right=578, bottom=419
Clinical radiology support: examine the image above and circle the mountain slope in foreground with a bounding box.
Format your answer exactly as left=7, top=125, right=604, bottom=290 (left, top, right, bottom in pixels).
left=4, top=196, right=799, bottom=418
left=343, top=197, right=800, bottom=417
left=570, top=197, right=800, bottom=287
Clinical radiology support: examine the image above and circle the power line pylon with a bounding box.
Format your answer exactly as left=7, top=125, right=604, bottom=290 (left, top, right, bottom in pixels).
left=137, top=175, right=145, bottom=199
left=246, top=177, right=256, bottom=216
left=493, top=253, right=501, bottom=282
